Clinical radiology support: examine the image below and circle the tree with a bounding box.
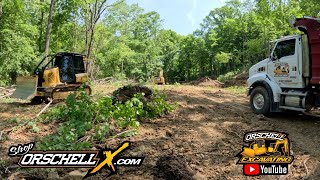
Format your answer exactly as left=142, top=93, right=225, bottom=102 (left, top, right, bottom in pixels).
left=0, top=0, right=319, bottom=85
left=83, top=0, right=124, bottom=59
left=0, top=0, right=38, bottom=85
left=44, top=0, right=55, bottom=59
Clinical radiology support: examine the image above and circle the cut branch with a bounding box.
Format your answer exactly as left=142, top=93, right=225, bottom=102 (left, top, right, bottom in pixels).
left=36, top=99, right=53, bottom=117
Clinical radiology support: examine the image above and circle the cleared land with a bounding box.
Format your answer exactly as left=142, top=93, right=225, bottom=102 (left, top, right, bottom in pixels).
left=0, top=84, right=320, bottom=179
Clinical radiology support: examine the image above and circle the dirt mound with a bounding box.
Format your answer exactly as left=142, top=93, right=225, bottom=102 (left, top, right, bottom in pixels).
left=234, top=72, right=249, bottom=80
left=224, top=72, right=248, bottom=87
left=190, top=76, right=224, bottom=88
left=155, top=156, right=195, bottom=180
left=112, top=85, right=152, bottom=103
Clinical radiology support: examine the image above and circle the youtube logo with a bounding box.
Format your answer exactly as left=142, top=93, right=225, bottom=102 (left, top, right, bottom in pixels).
left=243, top=164, right=260, bottom=176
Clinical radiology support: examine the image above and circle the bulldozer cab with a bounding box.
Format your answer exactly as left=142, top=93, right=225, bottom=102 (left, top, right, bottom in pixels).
left=54, top=53, right=86, bottom=83
left=35, top=53, right=86, bottom=87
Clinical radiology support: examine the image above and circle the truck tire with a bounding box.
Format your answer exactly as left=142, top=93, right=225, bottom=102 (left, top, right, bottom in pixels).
left=250, top=86, right=270, bottom=115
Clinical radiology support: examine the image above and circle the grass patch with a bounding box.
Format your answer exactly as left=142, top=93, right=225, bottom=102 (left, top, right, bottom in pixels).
left=224, top=86, right=247, bottom=94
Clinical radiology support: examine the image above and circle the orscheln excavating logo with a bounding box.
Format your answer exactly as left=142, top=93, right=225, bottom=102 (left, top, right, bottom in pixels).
left=236, top=131, right=294, bottom=176
left=8, top=141, right=144, bottom=179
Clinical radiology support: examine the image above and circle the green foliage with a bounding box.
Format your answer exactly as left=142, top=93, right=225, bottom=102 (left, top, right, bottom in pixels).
left=217, top=70, right=241, bottom=82
left=37, top=89, right=175, bottom=150
left=158, top=0, right=319, bottom=83
left=0, top=0, right=38, bottom=85
left=215, top=52, right=232, bottom=64
left=225, top=86, right=247, bottom=94
left=1, top=0, right=319, bottom=85
left=94, top=122, right=110, bottom=141
left=113, top=95, right=143, bottom=128
left=6, top=117, right=19, bottom=124
left=38, top=92, right=97, bottom=150
left=28, top=121, right=40, bottom=133
left=145, top=91, right=175, bottom=117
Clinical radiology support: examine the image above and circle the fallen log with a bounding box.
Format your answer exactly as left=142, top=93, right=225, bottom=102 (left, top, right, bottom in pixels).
left=94, top=77, right=113, bottom=84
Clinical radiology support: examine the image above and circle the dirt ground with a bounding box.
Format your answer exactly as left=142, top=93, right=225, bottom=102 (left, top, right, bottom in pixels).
left=1, top=84, right=320, bottom=179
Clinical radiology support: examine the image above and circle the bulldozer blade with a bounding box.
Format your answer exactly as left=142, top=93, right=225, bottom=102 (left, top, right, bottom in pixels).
left=241, top=147, right=255, bottom=157
left=11, top=76, right=38, bottom=100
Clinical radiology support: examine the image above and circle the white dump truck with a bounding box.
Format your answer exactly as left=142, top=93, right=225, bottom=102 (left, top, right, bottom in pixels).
left=247, top=16, right=320, bottom=115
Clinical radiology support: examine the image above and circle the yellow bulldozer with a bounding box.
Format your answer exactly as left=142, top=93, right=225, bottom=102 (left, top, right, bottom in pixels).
left=241, top=139, right=267, bottom=157
left=11, top=52, right=91, bottom=103
left=154, top=70, right=165, bottom=85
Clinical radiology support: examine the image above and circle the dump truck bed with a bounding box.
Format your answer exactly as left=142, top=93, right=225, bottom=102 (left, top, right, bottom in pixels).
left=294, top=17, right=320, bottom=85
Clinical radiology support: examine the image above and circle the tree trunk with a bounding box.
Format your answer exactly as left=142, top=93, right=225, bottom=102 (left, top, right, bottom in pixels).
left=38, top=0, right=44, bottom=52
left=85, top=7, right=89, bottom=55
left=44, top=0, right=55, bottom=61
left=186, top=54, right=190, bottom=81
left=84, top=0, right=124, bottom=78
left=87, top=25, right=95, bottom=59
left=121, top=60, right=124, bottom=74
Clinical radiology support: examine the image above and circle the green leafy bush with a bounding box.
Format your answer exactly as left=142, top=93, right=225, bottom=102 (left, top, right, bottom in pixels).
left=145, top=91, right=175, bottom=117
left=94, top=123, right=110, bottom=141
left=37, top=88, right=175, bottom=150
left=113, top=96, right=143, bottom=128
left=217, top=70, right=241, bottom=82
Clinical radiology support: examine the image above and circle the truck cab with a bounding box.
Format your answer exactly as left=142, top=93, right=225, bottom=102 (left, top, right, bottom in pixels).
left=247, top=16, right=320, bottom=115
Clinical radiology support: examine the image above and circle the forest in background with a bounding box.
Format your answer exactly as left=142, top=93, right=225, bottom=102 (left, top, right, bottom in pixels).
left=0, top=0, right=319, bottom=86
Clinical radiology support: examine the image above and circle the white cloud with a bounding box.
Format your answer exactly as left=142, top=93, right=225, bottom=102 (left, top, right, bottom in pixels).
left=187, top=0, right=198, bottom=28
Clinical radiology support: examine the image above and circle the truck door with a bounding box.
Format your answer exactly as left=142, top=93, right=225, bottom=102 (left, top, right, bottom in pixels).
left=267, top=38, right=303, bottom=88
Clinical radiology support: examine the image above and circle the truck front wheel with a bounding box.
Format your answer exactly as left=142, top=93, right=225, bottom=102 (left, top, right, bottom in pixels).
left=250, top=86, right=270, bottom=115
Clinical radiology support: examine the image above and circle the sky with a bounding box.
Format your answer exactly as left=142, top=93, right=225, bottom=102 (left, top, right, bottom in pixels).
left=126, top=0, right=226, bottom=35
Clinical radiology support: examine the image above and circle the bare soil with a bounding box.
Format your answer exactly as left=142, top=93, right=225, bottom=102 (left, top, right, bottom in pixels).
left=1, top=85, right=320, bottom=180
left=189, top=77, right=224, bottom=88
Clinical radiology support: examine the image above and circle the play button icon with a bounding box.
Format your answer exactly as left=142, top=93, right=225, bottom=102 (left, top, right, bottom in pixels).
left=244, top=164, right=260, bottom=176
